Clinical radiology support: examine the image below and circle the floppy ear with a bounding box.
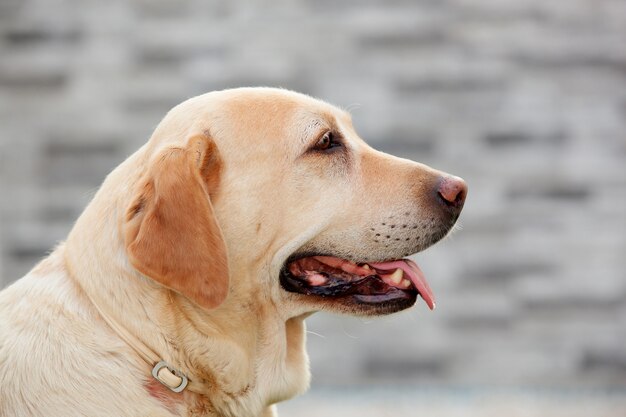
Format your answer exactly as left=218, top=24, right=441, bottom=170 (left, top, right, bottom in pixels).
left=124, top=134, right=229, bottom=310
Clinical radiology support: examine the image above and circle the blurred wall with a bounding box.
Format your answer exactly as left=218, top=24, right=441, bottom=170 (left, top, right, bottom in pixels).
left=1, top=0, right=625, bottom=387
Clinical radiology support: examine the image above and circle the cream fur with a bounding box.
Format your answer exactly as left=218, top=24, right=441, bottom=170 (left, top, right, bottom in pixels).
left=0, top=87, right=460, bottom=417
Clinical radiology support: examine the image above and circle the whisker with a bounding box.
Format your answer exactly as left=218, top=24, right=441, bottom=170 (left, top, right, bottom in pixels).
left=306, top=330, right=326, bottom=339
left=344, top=103, right=362, bottom=113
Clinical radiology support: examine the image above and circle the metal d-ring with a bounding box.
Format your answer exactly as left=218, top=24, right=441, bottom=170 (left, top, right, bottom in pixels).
left=151, top=361, right=189, bottom=393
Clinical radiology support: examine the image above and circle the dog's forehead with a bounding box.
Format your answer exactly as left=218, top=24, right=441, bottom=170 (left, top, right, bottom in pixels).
left=215, top=88, right=350, bottom=128
left=148, top=88, right=355, bottom=154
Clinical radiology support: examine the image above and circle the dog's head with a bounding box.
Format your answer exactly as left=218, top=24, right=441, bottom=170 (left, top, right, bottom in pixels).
left=123, top=87, right=466, bottom=317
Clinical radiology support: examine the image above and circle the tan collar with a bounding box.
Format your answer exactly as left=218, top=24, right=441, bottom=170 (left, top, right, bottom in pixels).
left=86, top=290, right=207, bottom=394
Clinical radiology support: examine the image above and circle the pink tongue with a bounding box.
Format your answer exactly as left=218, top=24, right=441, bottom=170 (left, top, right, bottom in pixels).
left=370, top=259, right=436, bottom=310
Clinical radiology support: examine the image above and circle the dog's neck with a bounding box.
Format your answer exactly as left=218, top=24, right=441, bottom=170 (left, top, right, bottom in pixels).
left=62, top=158, right=310, bottom=416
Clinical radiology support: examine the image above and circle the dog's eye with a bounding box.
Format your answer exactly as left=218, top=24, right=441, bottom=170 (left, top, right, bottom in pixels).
left=313, top=132, right=340, bottom=152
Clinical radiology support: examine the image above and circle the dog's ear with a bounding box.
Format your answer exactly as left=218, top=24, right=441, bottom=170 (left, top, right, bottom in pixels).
left=124, top=134, right=229, bottom=310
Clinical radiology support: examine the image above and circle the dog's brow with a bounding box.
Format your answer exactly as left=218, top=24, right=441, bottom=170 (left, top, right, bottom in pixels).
left=297, top=112, right=345, bottom=150
left=299, top=118, right=325, bottom=145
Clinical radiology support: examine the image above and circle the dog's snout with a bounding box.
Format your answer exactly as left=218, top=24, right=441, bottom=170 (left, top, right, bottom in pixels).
left=437, top=175, right=467, bottom=212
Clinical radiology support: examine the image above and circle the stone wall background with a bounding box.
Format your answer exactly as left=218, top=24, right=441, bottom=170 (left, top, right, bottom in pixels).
left=1, top=0, right=625, bottom=396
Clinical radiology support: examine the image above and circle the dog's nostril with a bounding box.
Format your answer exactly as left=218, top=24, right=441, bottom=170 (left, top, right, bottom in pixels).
left=437, top=175, right=467, bottom=209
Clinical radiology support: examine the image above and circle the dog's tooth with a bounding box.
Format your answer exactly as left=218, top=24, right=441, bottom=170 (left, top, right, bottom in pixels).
left=400, top=279, right=411, bottom=288
left=362, top=264, right=371, bottom=271
left=307, top=274, right=327, bottom=286
left=389, top=268, right=403, bottom=285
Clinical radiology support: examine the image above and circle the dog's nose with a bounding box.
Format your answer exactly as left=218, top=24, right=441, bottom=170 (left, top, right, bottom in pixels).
left=437, top=175, right=467, bottom=212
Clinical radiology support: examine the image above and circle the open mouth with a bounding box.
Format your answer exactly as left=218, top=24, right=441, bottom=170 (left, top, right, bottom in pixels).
left=280, top=255, right=435, bottom=311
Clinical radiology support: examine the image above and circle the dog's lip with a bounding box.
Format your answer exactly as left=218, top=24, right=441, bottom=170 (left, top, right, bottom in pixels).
left=281, top=254, right=435, bottom=310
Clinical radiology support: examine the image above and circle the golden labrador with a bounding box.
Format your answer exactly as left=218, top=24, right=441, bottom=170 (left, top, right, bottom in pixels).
left=0, top=88, right=466, bottom=417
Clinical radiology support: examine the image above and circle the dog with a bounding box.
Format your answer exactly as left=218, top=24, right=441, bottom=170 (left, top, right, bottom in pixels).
left=0, top=87, right=466, bottom=417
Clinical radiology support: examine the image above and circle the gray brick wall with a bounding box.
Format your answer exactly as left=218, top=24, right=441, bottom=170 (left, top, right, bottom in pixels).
left=1, top=0, right=625, bottom=389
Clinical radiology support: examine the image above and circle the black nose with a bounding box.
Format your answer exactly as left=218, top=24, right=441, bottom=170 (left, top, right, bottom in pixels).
left=437, top=175, right=467, bottom=213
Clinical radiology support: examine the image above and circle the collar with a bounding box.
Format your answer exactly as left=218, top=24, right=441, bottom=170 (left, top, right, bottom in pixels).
left=86, top=290, right=207, bottom=394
